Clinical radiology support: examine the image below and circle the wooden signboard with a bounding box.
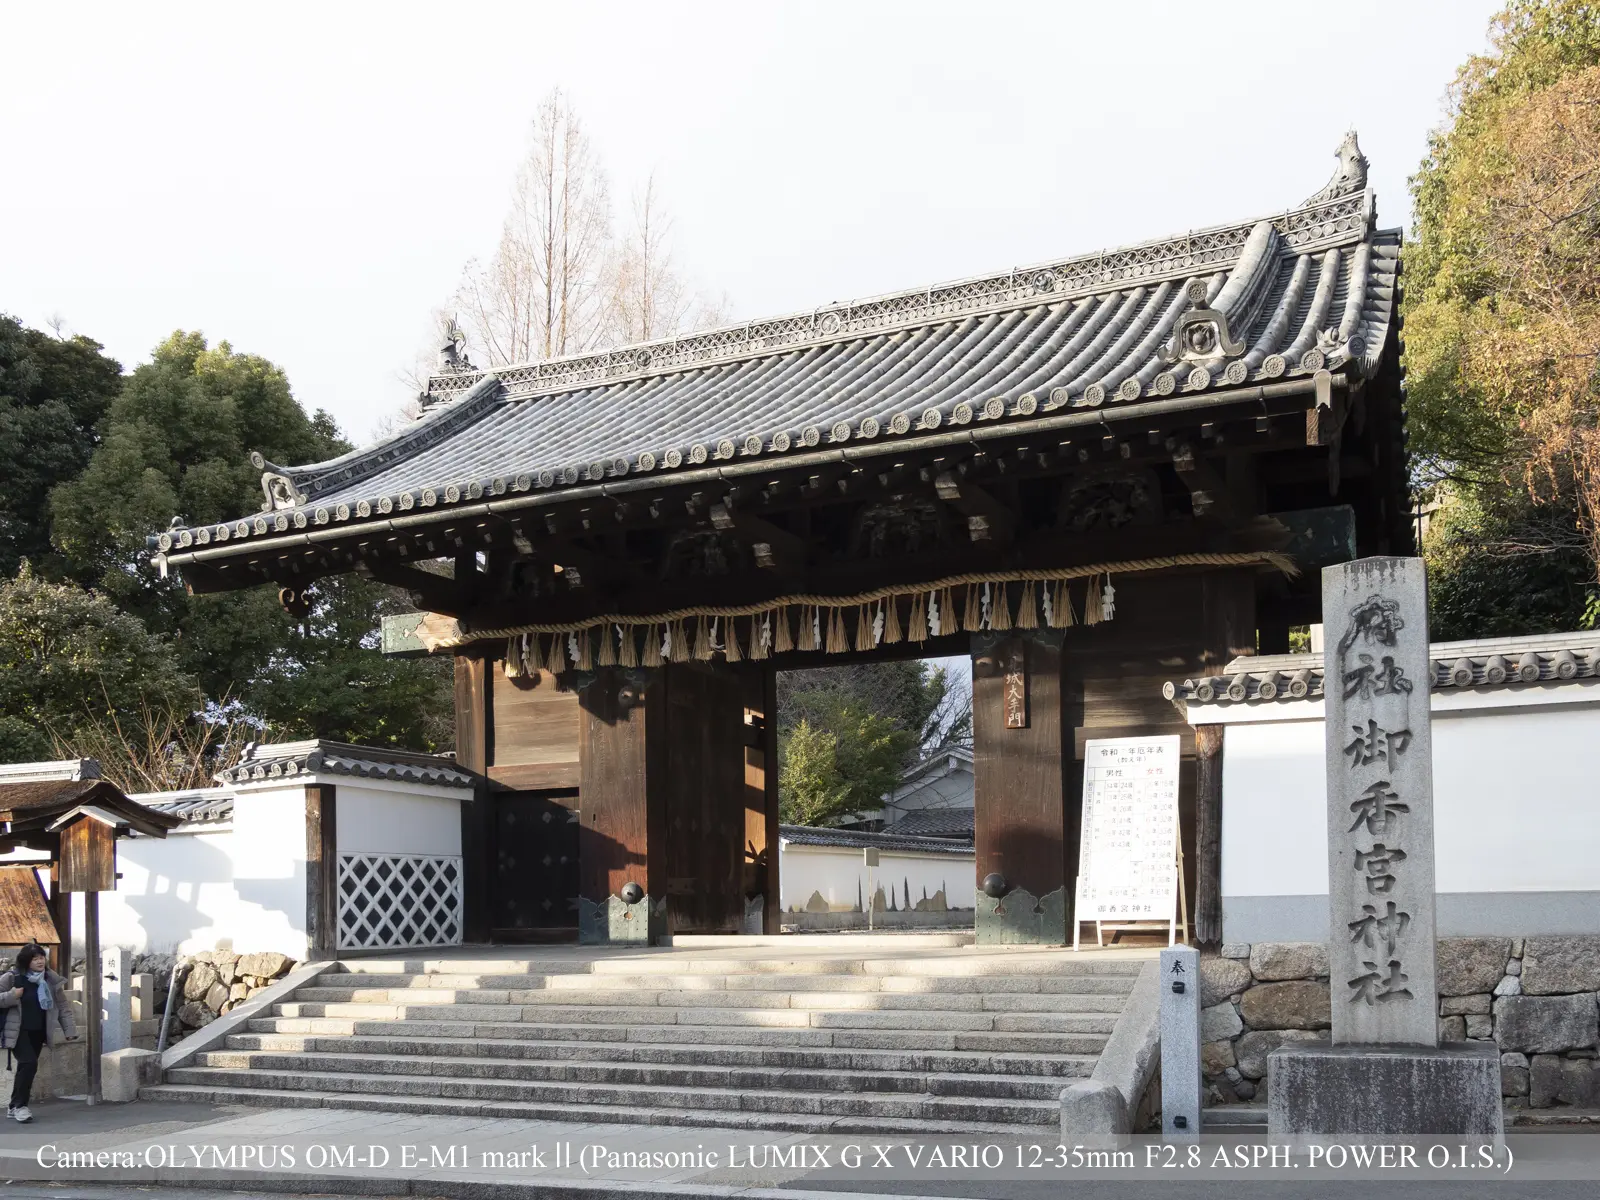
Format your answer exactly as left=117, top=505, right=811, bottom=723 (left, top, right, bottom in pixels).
left=1073, top=735, right=1185, bottom=948
left=0, top=866, right=60, bottom=949
left=60, top=816, right=116, bottom=893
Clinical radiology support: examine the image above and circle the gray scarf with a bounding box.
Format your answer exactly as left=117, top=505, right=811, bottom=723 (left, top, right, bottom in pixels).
left=23, top=970, right=51, bottom=1011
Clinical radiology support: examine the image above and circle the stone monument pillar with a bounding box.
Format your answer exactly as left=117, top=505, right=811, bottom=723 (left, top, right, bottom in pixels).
left=101, top=947, right=131, bottom=1054
left=1160, top=946, right=1201, bottom=1141
left=1268, top=557, right=1502, bottom=1138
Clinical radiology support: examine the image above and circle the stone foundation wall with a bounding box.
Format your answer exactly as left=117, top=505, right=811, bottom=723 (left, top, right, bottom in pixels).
left=1200, top=937, right=1600, bottom=1111
left=132, top=948, right=296, bottom=1044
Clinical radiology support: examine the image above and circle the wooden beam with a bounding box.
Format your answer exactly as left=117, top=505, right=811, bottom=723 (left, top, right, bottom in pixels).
left=1170, top=443, right=1242, bottom=522
left=305, top=783, right=338, bottom=960
left=488, top=761, right=582, bottom=790
left=708, top=503, right=806, bottom=571
left=358, top=562, right=470, bottom=617
left=933, top=471, right=1016, bottom=544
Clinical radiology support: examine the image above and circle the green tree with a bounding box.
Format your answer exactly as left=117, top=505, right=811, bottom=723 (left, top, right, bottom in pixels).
left=0, top=563, right=199, bottom=763
left=50, top=332, right=453, bottom=750
left=0, top=316, right=123, bottom=578
left=1405, top=0, right=1600, bottom=627
left=777, top=719, right=852, bottom=827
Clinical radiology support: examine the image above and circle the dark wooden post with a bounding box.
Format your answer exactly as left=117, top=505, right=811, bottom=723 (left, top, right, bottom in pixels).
left=1193, top=723, right=1225, bottom=946
left=305, top=784, right=338, bottom=959
left=762, top=662, right=781, bottom=934
left=83, top=890, right=100, bottom=1104
left=454, top=652, right=493, bottom=943
left=48, top=862, right=70, bottom=976
left=972, top=630, right=1069, bottom=944
left=577, top=668, right=662, bottom=944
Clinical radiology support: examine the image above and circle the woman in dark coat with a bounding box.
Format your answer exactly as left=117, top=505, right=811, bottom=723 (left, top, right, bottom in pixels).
left=0, top=943, right=78, bottom=1122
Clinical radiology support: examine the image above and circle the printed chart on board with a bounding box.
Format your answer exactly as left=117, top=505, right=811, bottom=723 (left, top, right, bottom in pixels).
left=1075, top=735, right=1181, bottom=924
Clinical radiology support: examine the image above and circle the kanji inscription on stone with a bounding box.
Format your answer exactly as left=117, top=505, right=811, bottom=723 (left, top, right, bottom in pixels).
left=1322, top=558, right=1438, bottom=1047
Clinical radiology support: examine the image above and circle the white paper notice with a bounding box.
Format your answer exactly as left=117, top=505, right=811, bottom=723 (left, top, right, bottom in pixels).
left=1076, top=735, right=1180, bottom=923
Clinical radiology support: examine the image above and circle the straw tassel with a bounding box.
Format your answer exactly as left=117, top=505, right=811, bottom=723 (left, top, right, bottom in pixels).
left=1016, top=581, right=1039, bottom=630
left=962, top=585, right=981, bottom=632
left=798, top=606, right=819, bottom=652
left=546, top=633, right=568, bottom=675
left=751, top=612, right=771, bottom=660
left=938, top=587, right=957, bottom=636
left=990, top=582, right=1012, bottom=631
left=619, top=624, right=638, bottom=668
left=774, top=606, right=794, bottom=654
left=642, top=624, right=663, bottom=668
left=908, top=592, right=927, bottom=643
left=1055, top=580, right=1076, bottom=627
left=693, top=616, right=712, bottom=661
left=503, top=637, right=521, bottom=678
left=595, top=625, right=616, bottom=668
left=574, top=629, right=593, bottom=671
left=855, top=604, right=873, bottom=651
left=826, top=608, right=848, bottom=653
left=883, top=596, right=903, bottom=644
left=724, top=617, right=742, bottom=663
left=1084, top=575, right=1103, bottom=625
left=669, top=620, right=691, bottom=662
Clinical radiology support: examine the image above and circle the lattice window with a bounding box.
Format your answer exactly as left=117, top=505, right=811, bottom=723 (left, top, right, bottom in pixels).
left=337, top=853, right=463, bottom=950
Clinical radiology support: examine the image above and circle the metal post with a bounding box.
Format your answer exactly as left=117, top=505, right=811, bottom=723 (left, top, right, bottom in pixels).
left=84, top=891, right=101, bottom=1104
left=1159, top=945, right=1200, bottom=1141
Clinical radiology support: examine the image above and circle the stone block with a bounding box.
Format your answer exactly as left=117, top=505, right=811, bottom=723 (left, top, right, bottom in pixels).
left=1220, top=943, right=1250, bottom=961
left=1501, top=1052, right=1529, bottom=1068
left=1529, top=1054, right=1562, bottom=1107
left=1059, top=1080, right=1127, bottom=1138
left=1439, top=1015, right=1466, bottom=1042
left=1521, top=936, right=1600, bottom=995
left=1201, top=1039, right=1236, bottom=1076
left=1506, top=959, right=1522, bottom=976
left=1200, top=1001, right=1242, bottom=1042
left=1200, top=956, right=1252, bottom=1005
left=1235, top=1029, right=1328, bottom=1080
left=238, top=951, right=293, bottom=979
left=1440, top=993, right=1492, bottom=1016
left=1493, top=993, right=1598, bottom=1054
left=1240, top=981, right=1330, bottom=1030
left=1494, top=975, right=1522, bottom=997
left=101, top=1047, right=161, bottom=1103
left=183, top=962, right=218, bottom=1000
left=1267, top=1042, right=1503, bottom=1136
left=1465, top=1014, right=1493, bottom=1040
left=1559, top=1058, right=1600, bottom=1107
left=1249, top=942, right=1328, bottom=982
left=1501, top=1066, right=1529, bottom=1098
left=1437, top=938, right=1511, bottom=996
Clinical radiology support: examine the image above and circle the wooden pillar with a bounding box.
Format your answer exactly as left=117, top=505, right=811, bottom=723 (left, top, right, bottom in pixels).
left=762, top=662, right=781, bottom=934
left=48, top=862, right=70, bottom=975
left=305, top=783, right=338, bottom=959
left=577, top=668, right=662, bottom=944
left=1193, top=723, right=1224, bottom=946
left=737, top=661, right=780, bottom=934
left=972, top=630, right=1069, bottom=944
left=454, top=652, right=493, bottom=943
left=84, top=890, right=101, bottom=1103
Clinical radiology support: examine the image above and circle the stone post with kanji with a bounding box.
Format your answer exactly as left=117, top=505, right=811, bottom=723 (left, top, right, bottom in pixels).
left=1323, top=556, right=1437, bottom=1046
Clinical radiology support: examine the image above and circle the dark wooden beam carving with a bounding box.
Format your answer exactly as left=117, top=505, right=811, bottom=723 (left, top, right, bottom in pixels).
left=709, top=503, right=806, bottom=571
left=933, top=471, right=1016, bottom=544
left=358, top=562, right=470, bottom=617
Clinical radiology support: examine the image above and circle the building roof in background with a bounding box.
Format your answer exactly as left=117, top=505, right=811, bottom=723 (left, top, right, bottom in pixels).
left=1165, top=630, right=1600, bottom=707
left=882, top=807, right=975, bottom=841
left=0, top=760, right=100, bottom=785
left=779, top=823, right=974, bottom=856
left=157, top=134, right=1398, bottom=569
left=134, top=789, right=237, bottom=826
left=0, top=777, right=180, bottom=839
left=217, top=740, right=476, bottom=789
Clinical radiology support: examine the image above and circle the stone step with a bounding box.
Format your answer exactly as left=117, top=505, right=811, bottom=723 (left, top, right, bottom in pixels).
left=139, top=1083, right=1050, bottom=1137
left=223, top=1031, right=1102, bottom=1075
left=244, top=1015, right=1111, bottom=1053
left=193, top=1049, right=1086, bottom=1099
left=289, top=986, right=1124, bottom=1014
left=162, top=1065, right=1059, bottom=1125
left=318, top=971, right=1136, bottom=995
left=268, top=1000, right=1119, bottom=1033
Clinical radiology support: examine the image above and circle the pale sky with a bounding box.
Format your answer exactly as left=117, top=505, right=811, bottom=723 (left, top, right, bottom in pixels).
left=4, top=1, right=1503, bottom=445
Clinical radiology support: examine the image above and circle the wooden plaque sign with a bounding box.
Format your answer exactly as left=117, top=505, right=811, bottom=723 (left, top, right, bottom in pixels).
left=60, top=816, right=116, bottom=893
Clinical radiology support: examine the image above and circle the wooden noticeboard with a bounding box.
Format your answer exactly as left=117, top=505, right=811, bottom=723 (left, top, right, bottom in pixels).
left=1073, top=735, right=1187, bottom=947
left=60, top=816, right=116, bottom=893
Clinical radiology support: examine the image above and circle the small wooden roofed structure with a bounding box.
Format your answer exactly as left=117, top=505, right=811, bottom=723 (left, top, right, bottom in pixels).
left=146, top=135, right=1413, bottom=948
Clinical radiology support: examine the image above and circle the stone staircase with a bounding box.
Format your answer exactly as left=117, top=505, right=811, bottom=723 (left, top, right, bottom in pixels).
left=143, top=946, right=1147, bottom=1134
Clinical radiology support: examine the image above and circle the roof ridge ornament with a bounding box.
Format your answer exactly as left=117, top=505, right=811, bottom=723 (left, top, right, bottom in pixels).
left=1305, top=130, right=1369, bottom=205
left=437, top=319, right=475, bottom=375
left=1161, top=278, right=1244, bottom=369
left=251, top=451, right=309, bottom=512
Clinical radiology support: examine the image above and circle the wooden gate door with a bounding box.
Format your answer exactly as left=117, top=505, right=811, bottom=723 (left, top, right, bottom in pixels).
left=663, top=666, right=747, bottom=934
left=492, top=790, right=580, bottom=939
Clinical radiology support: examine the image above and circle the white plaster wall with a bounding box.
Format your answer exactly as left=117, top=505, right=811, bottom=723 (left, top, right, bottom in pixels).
left=335, top=783, right=464, bottom=858
left=780, top=844, right=975, bottom=912
left=218, top=784, right=311, bottom=958
left=1216, top=694, right=1600, bottom=938
left=91, top=827, right=242, bottom=955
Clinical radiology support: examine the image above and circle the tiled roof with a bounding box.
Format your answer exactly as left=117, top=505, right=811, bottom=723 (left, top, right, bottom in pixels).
left=216, top=740, right=476, bottom=789
left=1164, top=631, right=1600, bottom=706
left=882, top=808, right=975, bottom=841
left=134, top=789, right=236, bottom=825
left=155, top=138, right=1398, bottom=563
left=779, top=823, right=974, bottom=856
